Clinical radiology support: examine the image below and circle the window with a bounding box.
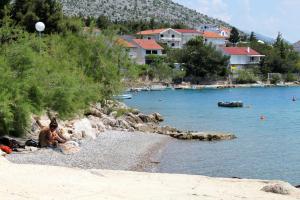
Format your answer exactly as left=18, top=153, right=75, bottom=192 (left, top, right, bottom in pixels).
left=148, top=37, right=151, bottom=40
left=172, top=34, right=175, bottom=38
left=160, top=34, right=164, bottom=38
left=152, top=50, right=158, bottom=54
left=171, top=43, right=175, bottom=47
left=146, top=50, right=151, bottom=54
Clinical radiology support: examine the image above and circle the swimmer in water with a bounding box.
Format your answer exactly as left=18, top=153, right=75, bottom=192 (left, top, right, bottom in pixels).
left=260, top=115, right=266, bottom=120
left=292, top=96, right=296, bottom=101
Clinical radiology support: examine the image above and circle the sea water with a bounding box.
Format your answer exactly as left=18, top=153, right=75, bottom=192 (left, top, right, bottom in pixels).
left=124, top=87, right=300, bottom=185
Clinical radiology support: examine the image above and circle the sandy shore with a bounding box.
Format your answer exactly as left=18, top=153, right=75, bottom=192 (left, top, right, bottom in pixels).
left=7, top=131, right=170, bottom=171
left=1, top=156, right=299, bottom=200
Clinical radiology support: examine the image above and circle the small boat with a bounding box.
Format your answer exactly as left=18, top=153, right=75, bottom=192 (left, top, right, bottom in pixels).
left=150, top=85, right=167, bottom=91
left=218, top=101, right=243, bottom=108
left=114, top=94, right=133, bottom=100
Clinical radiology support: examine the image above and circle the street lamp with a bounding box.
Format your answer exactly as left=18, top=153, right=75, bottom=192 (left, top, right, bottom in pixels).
left=35, top=22, right=45, bottom=52
left=35, top=22, right=45, bottom=33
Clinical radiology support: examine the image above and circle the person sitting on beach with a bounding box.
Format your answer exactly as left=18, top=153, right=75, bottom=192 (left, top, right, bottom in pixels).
left=38, top=118, right=66, bottom=148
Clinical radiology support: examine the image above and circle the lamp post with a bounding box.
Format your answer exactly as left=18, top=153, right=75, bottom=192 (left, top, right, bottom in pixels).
left=35, top=22, right=45, bottom=52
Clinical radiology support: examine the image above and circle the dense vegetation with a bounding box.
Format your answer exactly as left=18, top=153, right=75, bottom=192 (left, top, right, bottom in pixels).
left=238, top=32, right=300, bottom=76
left=0, top=0, right=135, bottom=137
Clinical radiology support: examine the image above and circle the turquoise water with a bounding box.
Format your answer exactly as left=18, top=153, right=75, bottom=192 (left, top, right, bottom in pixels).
left=124, top=87, right=300, bottom=185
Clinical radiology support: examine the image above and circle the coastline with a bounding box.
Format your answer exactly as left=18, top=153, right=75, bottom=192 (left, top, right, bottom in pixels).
left=127, top=82, right=300, bottom=92
left=1, top=156, right=300, bottom=200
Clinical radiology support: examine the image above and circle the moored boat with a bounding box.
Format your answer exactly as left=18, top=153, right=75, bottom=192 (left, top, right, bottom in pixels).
left=218, top=101, right=243, bottom=108
left=114, top=94, right=133, bottom=100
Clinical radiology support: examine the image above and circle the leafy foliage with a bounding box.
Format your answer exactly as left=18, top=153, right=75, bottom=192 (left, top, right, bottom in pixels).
left=229, top=27, right=240, bottom=44
left=0, top=25, right=134, bottom=137
left=174, top=36, right=229, bottom=78
left=235, top=70, right=258, bottom=84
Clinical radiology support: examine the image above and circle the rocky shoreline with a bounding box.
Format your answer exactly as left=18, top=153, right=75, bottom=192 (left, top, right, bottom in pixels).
left=22, top=100, right=236, bottom=144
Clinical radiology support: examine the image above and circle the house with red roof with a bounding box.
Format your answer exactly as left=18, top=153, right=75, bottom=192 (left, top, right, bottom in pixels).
left=136, top=28, right=202, bottom=48
left=222, top=47, right=265, bottom=71
left=116, top=37, right=138, bottom=60
left=202, top=31, right=226, bottom=46
left=132, top=39, right=164, bottom=64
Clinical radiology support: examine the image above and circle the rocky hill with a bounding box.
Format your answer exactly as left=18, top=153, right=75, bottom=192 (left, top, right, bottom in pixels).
left=59, top=0, right=230, bottom=28
left=293, top=41, right=300, bottom=53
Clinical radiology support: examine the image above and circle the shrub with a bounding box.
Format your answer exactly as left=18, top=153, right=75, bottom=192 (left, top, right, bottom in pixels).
left=285, top=73, right=298, bottom=82
left=235, top=70, right=258, bottom=84
left=270, top=74, right=281, bottom=84
left=0, top=26, right=135, bottom=137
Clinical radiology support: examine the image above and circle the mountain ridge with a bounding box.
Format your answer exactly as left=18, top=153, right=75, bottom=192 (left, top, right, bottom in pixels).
left=59, top=0, right=231, bottom=29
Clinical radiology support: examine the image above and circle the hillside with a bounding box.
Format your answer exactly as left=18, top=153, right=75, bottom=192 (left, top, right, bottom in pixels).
left=293, top=41, right=300, bottom=53
left=59, top=0, right=230, bottom=28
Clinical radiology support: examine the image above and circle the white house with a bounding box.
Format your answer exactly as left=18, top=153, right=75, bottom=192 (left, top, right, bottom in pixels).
left=136, top=28, right=202, bottom=48
left=117, top=38, right=164, bottom=65
left=198, top=24, right=231, bottom=39
left=222, top=47, right=265, bottom=71
left=202, top=31, right=226, bottom=46
left=174, top=29, right=203, bottom=46
left=116, top=37, right=138, bottom=60
left=131, top=39, right=164, bottom=65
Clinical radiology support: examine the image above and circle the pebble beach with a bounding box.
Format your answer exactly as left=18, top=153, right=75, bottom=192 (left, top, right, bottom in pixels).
left=7, top=131, right=170, bottom=171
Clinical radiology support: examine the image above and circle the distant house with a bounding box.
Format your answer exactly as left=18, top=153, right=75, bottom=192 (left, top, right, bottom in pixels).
left=116, top=38, right=164, bottom=65
left=222, top=47, right=265, bottom=71
left=136, top=28, right=202, bottom=49
left=219, top=27, right=231, bottom=38
left=116, top=38, right=138, bottom=60
left=202, top=31, right=226, bottom=46
left=132, top=39, right=164, bottom=64
left=174, top=29, right=203, bottom=46
left=198, top=24, right=231, bottom=42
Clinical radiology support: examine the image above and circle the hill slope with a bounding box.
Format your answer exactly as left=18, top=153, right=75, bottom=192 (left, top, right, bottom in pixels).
left=59, top=0, right=230, bottom=28
left=293, top=41, right=300, bottom=53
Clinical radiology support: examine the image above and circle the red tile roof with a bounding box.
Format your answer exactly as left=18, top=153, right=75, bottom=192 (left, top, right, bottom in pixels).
left=133, top=39, right=164, bottom=50
left=116, top=38, right=136, bottom=48
left=203, top=31, right=225, bottom=39
left=223, top=47, right=262, bottom=55
left=174, top=29, right=201, bottom=34
left=136, top=29, right=167, bottom=35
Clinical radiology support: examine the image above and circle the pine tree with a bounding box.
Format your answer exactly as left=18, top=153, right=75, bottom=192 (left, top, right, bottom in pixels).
left=249, top=31, right=257, bottom=42
left=96, top=15, right=110, bottom=29
left=274, top=32, right=283, bottom=48
left=229, top=27, right=240, bottom=44
left=12, top=0, right=63, bottom=33
left=0, top=0, right=11, bottom=20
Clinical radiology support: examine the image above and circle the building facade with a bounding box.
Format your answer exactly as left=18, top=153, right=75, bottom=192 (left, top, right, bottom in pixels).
left=222, top=47, right=265, bottom=71
left=136, top=28, right=202, bottom=49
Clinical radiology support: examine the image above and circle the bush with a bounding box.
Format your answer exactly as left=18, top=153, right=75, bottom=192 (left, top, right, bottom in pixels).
left=0, top=26, right=135, bottom=137
left=270, top=74, right=281, bottom=84
left=285, top=73, right=298, bottom=82
left=235, top=70, right=258, bottom=84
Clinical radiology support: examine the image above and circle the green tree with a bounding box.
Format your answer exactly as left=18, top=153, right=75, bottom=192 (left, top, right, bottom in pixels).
left=249, top=32, right=257, bottom=42
left=96, top=15, right=111, bottom=29
left=176, top=36, right=229, bottom=78
left=0, top=0, right=11, bottom=21
left=12, top=0, right=64, bottom=33
left=229, top=27, right=240, bottom=44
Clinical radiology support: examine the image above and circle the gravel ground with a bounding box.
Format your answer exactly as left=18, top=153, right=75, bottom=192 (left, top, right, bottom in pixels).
left=7, top=131, right=170, bottom=171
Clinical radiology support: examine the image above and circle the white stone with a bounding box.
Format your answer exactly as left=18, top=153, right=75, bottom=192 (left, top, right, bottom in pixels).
left=73, top=118, right=97, bottom=139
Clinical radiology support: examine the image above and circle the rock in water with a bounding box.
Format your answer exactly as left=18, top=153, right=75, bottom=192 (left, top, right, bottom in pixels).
left=153, top=112, right=164, bottom=122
